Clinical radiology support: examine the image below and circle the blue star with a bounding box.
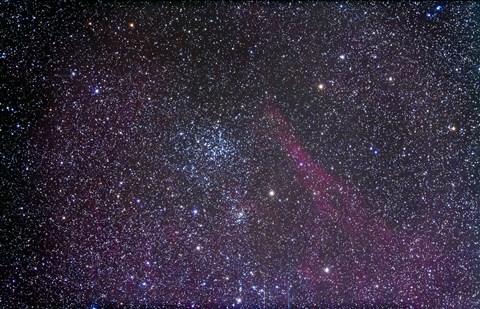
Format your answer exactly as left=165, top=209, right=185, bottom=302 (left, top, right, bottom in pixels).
left=369, top=145, right=380, bottom=156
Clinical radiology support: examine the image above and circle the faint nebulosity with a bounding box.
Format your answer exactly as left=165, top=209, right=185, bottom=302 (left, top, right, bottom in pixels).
left=1, top=2, right=479, bottom=308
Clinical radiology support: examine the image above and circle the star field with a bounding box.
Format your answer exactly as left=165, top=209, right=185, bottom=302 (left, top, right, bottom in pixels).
left=1, top=2, right=479, bottom=308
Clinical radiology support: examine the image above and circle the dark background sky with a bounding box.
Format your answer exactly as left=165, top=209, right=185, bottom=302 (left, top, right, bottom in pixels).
left=1, top=1, right=479, bottom=308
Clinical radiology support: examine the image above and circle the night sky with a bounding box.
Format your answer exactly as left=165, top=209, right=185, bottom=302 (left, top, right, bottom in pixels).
left=1, top=2, right=479, bottom=308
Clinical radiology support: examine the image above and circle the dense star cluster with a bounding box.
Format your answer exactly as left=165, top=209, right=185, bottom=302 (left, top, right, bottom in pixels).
left=1, top=2, right=479, bottom=308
